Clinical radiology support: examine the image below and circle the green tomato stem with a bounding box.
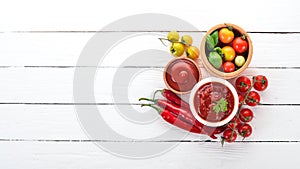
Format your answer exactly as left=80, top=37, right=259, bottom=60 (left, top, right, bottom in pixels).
left=224, top=23, right=233, bottom=31
left=158, top=38, right=169, bottom=47
left=241, top=35, right=247, bottom=40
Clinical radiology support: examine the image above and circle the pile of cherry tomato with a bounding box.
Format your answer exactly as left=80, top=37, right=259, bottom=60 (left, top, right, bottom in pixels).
left=206, top=27, right=249, bottom=73
left=222, top=75, right=268, bottom=143
left=159, top=31, right=200, bottom=60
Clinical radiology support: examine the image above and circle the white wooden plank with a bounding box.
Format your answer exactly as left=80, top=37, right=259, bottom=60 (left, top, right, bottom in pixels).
left=0, top=0, right=299, bottom=32
left=0, top=33, right=92, bottom=66
left=0, top=105, right=299, bottom=141
left=0, top=68, right=297, bottom=104
left=0, top=33, right=299, bottom=67
left=0, top=141, right=298, bottom=169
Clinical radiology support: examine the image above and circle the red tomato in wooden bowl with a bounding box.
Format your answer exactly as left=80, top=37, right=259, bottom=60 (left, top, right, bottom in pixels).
left=223, top=62, right=235, bottom=73
left=232, top=36, right=248, bottom=54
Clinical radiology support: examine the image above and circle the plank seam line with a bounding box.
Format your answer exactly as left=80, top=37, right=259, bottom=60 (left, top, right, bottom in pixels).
left=1, top=31, right=300, bottom=34
left=0, top=66, right=298, bottom=69
left=0, top=139, right=299, bottom=143
left=0, top=103, right=298, bottom=106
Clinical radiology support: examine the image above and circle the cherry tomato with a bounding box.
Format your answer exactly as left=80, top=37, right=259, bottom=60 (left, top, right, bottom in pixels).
left=223, top=62, right=235, bottom=73
left=245, top=91, right=260, bottom=106
left=219, top=28, right=234, bottom=44
left=181, top=35, right=193, bottom=46
left=235, top=55, right=246, bottom=67
left=239, top=108, right=254, bottom=122
left=186, top=46, right=200, bottom=60
left=223, top=129, right=237, bottom=143
left=235, top=76, right=251, bottom=92
left=238, top=123, right=252, bottom=138
left=238, top=93, right=244, bottom=106
left=253, top=75, right=268, bottom=91
left=227, top=116, right=242, bottom=130
left=167, top=31, right=180, bottom=42
left=232, top=36, right=248, bottom=53
left=170, top=42, right=185, bottom=57
left=222, top=46, right=236, bottom=61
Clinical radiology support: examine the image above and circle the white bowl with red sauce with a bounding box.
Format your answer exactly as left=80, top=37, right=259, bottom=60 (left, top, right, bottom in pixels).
left=189, top=77, right=239, bottom=127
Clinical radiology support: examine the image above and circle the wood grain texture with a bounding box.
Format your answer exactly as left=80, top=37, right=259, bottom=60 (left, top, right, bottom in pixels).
left=0, top=105, right=299, bottom=141
left=0, top=141, right=299, bottom=169
left=0, top=33, right=299, bottom=67
left=0, top=68, right=297, bottom=104
left=0, top=0, right=299, bottom=32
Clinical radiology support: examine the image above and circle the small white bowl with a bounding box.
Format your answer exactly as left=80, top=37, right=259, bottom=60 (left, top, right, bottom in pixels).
left=189, top=77, right=239, bottom=127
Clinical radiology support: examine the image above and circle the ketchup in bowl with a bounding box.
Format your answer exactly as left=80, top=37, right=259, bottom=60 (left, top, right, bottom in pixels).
left=194, top=82, right=234, bottom=122
left=189, top=77, right=239, bottom=127
left=164, top=58, right=201, bottom=94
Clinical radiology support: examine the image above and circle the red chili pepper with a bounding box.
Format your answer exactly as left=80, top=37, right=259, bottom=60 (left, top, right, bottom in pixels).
left=154, top=89, right=190, bottom=110
left=139, top=98, right=198, bottom=126
left=140, top=97, right=222, bottom=139
left=203, top=125, right=227, bottom=139
left=141, top=104, right=202, bottom=134
left=213, top=125, right=227, bottom=134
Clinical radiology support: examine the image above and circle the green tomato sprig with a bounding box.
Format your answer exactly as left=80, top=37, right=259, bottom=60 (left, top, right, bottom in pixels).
left=159, top=31, right=200, bottom=60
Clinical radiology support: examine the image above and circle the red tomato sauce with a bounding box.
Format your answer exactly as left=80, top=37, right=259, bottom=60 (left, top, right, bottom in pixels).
left=165, top=59, right=199, bottom=92
left=194, top=82, right=234, bottom=122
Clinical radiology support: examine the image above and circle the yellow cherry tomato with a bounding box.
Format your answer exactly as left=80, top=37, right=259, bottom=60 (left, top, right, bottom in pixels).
left=222, top=46, right=236, bottom=61
left=170, top=42, right=185, bottom=57
left=219, top=28, right=234, bottom=44
left=167, top=31, right=180, bottom=42
left=181, top=35, right=193, bottom=46
left=235, top=55, right=246, bottom=67
left=186, top=46, right=200, bottom=60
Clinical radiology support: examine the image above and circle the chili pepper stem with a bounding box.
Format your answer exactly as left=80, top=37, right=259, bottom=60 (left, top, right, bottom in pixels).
left=141, top=104, right=162, bottom=114
left=153, top=89, right=164, bottom=100
left=139, top=97, right=157, bottom=103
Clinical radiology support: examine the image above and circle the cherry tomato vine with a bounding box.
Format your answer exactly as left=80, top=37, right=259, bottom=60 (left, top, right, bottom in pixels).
left=222, top=75, right=268, bottom=145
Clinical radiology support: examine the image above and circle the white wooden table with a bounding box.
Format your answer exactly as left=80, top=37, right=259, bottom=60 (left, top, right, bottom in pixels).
left=1, top=0, right=300, bottom=168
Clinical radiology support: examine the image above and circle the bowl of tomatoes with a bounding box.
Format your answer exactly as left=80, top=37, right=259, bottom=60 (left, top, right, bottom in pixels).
left=200, top=23, right=253, bottom=79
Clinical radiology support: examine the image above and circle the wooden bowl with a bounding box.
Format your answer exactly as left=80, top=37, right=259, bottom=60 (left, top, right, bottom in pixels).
left=163, top=57, right=202, bottom=95
left=200, top=23, right=253, bottom=79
